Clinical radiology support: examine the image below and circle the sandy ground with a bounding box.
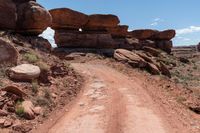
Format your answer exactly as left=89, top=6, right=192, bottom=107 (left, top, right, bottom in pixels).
left=33, top=63, right=193, bottom=133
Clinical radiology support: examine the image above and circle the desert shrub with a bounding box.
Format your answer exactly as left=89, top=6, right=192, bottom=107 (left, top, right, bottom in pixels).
left=32, top=79, right=39, bottom=94
left=15, top=101, right=24, bottom=117
left=23, top=52, right=39, bottom=63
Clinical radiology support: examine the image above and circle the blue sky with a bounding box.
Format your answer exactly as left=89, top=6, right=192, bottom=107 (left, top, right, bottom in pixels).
left=38, top=0, right=200, bottom=46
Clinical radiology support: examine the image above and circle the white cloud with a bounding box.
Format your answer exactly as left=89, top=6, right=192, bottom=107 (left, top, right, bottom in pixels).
left=39, top=27, right=57, bottom=48
left=176, top=26, right=200, bottom=35
left=150, top=22, right=158, bottom=26
left=150, top=17, right=164, bottom=26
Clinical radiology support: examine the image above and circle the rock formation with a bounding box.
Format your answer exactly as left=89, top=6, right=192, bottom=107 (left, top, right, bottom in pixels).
left=50, top=8, right=120, bottom=48
left=50, top=8, right=88, bottom=30
left=127, top=29, right=176, bottom=53
left=0, top=0, right=51, bottom=35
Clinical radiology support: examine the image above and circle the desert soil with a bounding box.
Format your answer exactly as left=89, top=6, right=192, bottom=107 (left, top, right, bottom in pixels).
left=34, top=62, right=198, bottom=133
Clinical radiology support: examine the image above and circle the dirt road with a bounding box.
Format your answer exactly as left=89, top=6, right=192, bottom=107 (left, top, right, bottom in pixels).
left=38, top=63, right=190, bottom=133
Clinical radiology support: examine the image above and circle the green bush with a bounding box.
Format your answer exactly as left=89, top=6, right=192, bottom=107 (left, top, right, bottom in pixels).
left=23, top=53, right=39, bottom=63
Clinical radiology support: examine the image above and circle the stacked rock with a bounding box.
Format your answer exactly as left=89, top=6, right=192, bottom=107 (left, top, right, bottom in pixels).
left=50, top=8, right=124, bottom=49
left=128, top=29, right=176, bottom=53
left=0, top=0, right=51, bottom=35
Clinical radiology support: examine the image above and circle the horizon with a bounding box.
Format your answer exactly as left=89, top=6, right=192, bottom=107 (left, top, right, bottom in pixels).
left=38, top=0, right=200, bottom=46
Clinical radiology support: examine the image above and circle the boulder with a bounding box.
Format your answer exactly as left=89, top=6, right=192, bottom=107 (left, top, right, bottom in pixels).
left=146, top=63, right=160, bottom=75
left=8, top=64, right=41, bottom=81
left=107, top=25, right=128, bottom=38
left=129, top=29, right=158, bottom=40
left=143, top=46, right=161, bottom=57
left=84, top=14, right=120, bottom=31
left=0, top=0, right=17, bottom=30
left=21, top=101, right=35, bottom=120
left=2, top=86, right=26, bottom=97
left=16, top=1, right=52, bottom=35
left=0, top=38, right=19, bottom=65
left=159, top=62, right=171, bottom=78
left=156, top=40, right=173, bottom=53
left=33, top=106, right=42, bottom=115
left=153, top=30, right=176, bottom=40
left=55, top=30, right=117, bottom=48
left=49, top=8, right=88, bottom=30
left=114, top=49, right=147, bottom=67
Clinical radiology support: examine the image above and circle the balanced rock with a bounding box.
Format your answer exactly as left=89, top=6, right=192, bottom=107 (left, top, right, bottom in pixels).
left=49, top=8, right=88, bottom=30
left=8, top=64, right=41, bottom=81
left=84, top=14, right=120, bottom=31
left=55, top=30, right=117, bottom=49
left=114, top=49, right=147, bottom=67
left=16, top=1, right=52, bottom=35
left=107, top=25, right=128, bottom=38
left=129, top=29, right=158, bottom=40
left=0, top=38, right=18, bottom=65
left=153, top=30, right=176, bottom=40
left=0, top=0, right=16, bottom=30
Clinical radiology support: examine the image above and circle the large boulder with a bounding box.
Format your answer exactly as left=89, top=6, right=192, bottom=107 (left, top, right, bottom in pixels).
left=114, top=49, right=147, bottom=67
left=0, top=0, right=17, bottom=30
left=84, top=14, right=120, bottom=31
left=49, top=8, right=88, bottom=30
left=55, top=30, right=117, bottom=49
left=16, top=1, right=52, bottom=35
left=107, top=25, right=128, bottom=38
left=0, top=38, right=18, bottom=65
left=153, top=30, right=176, bottom=40
left=129, top=29, right=158, bottom=40
left=8, top=64, right=41, bottom=81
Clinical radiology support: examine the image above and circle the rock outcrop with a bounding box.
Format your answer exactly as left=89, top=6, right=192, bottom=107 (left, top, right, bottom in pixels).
left=127, top=29, right=176, bottom=53
left=49, top=8, right=88, bottom=30
left=0, top=38, right=18, bottom=65
left=8, top=64, right=41, bottom=81
left=50, top=8, right=120, bottom=49
left=114, top=49, right=171, bottom=76
left=0, top=0, right=51, bottom=35
left=55, top=30, right=117, bottom=48
left=16, top=1, right=52, bottom=35
left=0, top=0, right=17, bottom=30
left=83, top=14, right=120, bottom=31
left=114, top=49, right=147, bottom=68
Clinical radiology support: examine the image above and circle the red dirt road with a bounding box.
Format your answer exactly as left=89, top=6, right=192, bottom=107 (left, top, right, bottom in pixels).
left=36, top=63, right=192, bottom=133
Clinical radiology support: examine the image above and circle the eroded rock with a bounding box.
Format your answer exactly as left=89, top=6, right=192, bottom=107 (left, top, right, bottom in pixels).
left=8, top=64, right=41, bottom=81
left=0, top=38, right=18, bottom=65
